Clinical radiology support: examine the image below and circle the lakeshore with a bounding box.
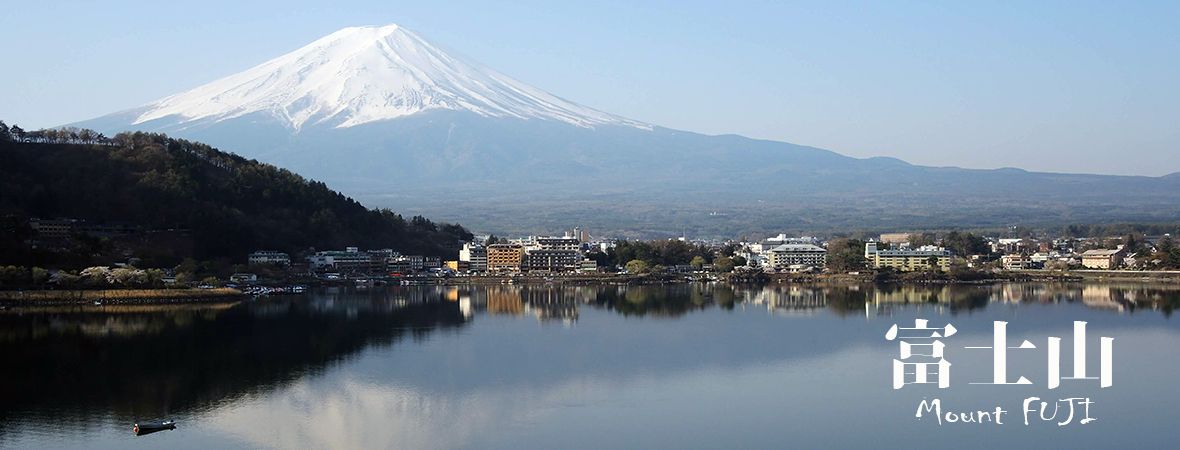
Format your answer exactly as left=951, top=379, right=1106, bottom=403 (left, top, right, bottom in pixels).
left=0, top=287, right=244, bottom=306
left=4, top=269, right=1180, bottom=306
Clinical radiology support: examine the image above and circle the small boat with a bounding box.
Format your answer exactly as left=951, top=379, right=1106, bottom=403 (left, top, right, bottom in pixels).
left=133, top=419, right=176, bottom=435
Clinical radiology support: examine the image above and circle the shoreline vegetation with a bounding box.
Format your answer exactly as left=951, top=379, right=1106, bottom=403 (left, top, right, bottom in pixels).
left=0, top=287, right=243, bottom=305
left=3, top=270, right=1179, bottom=306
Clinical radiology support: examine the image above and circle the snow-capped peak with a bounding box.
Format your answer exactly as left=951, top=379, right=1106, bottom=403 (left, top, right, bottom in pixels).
left=133, top=24, right=648, bottom=130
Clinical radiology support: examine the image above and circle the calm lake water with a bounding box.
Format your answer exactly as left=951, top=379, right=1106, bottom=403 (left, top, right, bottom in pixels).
left=2, top=282, right=1179, bottom=449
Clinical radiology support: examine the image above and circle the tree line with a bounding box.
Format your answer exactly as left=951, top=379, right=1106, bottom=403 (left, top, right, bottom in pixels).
left=582, top=239, right=748, bottom=274
left=0, top=121, right=113, bottom=145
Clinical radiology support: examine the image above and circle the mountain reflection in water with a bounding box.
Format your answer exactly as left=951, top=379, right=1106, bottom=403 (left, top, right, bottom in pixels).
left=1, top=282, right=1178, bottom=449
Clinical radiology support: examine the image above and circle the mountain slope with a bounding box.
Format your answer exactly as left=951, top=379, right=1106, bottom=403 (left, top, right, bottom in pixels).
left=72, top=24, right=1180, bottom=236
left=0, top=132, right=472, bottom=268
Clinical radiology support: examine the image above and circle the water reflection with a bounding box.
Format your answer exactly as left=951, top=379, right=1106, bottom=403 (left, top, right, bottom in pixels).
left=858, top=283, right=1180, bottom=316
left=0, top=287, right=468, bottom=439
left=1, top=282, right=1179, bottom=449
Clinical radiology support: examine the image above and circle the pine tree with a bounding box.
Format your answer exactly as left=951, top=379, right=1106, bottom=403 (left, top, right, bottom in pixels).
left=9, top=124, right=24, bottom=142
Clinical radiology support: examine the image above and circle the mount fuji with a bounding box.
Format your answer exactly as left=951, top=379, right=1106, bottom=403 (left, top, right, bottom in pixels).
left=124, top=25, right=647, bottom=132
left=74, top=24, right=1180, bottom=236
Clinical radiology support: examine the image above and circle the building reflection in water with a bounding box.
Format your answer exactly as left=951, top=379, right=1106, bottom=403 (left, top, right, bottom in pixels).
left=745, top=285, right=829, bottom=315
left=854, top=282, right=1180, bottom=317
left=443, top=282, right=1180, bottom=321
left=446, top=285, right=580, bottom=325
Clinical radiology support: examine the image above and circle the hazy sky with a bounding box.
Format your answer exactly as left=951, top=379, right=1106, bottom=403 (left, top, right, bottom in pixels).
left=2, top=0, right=1177, bottom=175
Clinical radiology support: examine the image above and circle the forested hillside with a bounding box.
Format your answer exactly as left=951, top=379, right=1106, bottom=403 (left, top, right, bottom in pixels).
left=0, top=121, right=471, bottom=268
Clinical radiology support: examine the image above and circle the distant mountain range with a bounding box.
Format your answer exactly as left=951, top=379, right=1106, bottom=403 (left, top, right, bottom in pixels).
left=73, top=24, right=1180, bottom=237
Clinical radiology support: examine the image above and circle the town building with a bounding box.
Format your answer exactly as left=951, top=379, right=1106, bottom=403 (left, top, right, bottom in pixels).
left=445, top=260, right=470, bottom=272
left=487, top=244, right=524, bottom=272
left=229, top=273, right=258, bottom=283
left=522, top=249, right=580, bottom=272
left=992, top=238, right=1032, bottom=255
left=748, top=234, right=820, bottom=254
left=29, top=218, right=140, bottom=240
left=248, top=251, right=290, bottom=266
left=309, top=247, right=384, bottom=273
left=577, top=259, right=600, bottom=273
left=535, top=236, right=581, bottom=251
left=459, top=243, right=488, bottom=272
left=424, top=256, right=441, bottom=270
left=388, top=259, right=412, bottom=274
left=865, top=242, right=951, bottom=271
left=29, top=218, right=77, bottom=239
left=765, top=244, right=827, bottom=270
left=571, top=227, right=590, bottom=243
left=1000, top=254, right=1032, bottom=270
left=878, top=233, right=913, bottom=245
left=1081, top=248, right=1125, bottom=269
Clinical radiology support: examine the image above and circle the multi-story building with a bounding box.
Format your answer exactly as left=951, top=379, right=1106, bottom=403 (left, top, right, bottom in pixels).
left=424, top=256, right=441, bottom=269
left=865, top=242, right=951, bottom=271
left=878, top=233, right=913, bottom=245
left=766, top=244, right=827, bottom=270
left=1081, top=248, right=1124, bottom=269
left=459, top=243, right=488, bottom=272
left=571, top=227, right=590, bottom=243
left=1000, top=254, right=1032, bottom=270
left=577, top=259, right=600, bottom=273
left=388, top=254, right=425, bottom=272
left=522, top=249, right=580, bottom=272
left=748, top=234, right=820, bottom=254
left=309, top=247, right=384, bottom=272
left=29, top=218, right=139, bottom=240
left=388, top=259, right=412, bottom=274
left=248, top=251, right=291, bottom=266
left=30, top=218, right=77, bottom=239
left=487, top=244, right=524, bottom=272
left=535, top=236, right=581, bottom=251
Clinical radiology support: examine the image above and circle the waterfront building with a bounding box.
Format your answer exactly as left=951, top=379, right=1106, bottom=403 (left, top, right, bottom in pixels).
left=459, top=243, right=488, bottom=272
left=1029, top=252, right=1052, bottom=265
left=388, top=259, right=412, bottom=274
left=309, top=247, right=384, bottom=272
left=1081, top=248, right=1125, bottom=269
left=577, top=259, right=600, bottom=273
left=864, top=242, right=951, bottom=271
left=522, top=249, right=580, bottom=272
left=445, top=260, right=470, bottom=272
left=1000, top=254, right=1032, bottom=270
left=766, top=244, right=827, bottom=270
left=388, top=255, right=425, bottom=271
left=424, top=256, right=441, bottom=269
left=487, top=244, right=524, bottom=272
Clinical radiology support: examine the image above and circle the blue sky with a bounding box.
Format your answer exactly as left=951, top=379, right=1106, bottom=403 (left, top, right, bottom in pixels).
left=2, top=0, right=1177, bottom=175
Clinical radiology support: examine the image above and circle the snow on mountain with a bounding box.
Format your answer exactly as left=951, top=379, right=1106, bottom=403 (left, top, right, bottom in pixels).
left=132, top=24, right=649, bottom=131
